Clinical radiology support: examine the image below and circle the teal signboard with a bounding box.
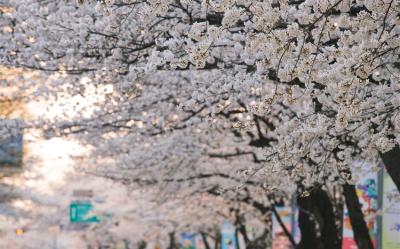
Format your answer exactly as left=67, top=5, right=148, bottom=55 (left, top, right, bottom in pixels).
left=221, top=221, right=237, bottom=249
left=70, top=202, right=99, bottom=223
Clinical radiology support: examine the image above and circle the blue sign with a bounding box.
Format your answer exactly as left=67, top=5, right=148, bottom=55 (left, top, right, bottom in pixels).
left=221, top=221, right=236, bottom=249
left=181, top=232, right=196, bottom=249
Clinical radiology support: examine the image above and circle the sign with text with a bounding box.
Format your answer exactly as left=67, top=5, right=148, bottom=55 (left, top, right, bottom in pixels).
left=69, top=202, right=99, bottom=223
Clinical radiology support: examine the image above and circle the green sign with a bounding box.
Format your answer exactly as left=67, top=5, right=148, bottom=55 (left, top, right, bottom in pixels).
left=70, top=202, right=99, bottom=223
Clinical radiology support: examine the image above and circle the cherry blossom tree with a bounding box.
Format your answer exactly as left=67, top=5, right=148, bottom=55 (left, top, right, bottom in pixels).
left=0, top=65, right=288, bottom=248
left=2, top=0, right=400, bottom=248
left=2, top=0, right=399, bottom=187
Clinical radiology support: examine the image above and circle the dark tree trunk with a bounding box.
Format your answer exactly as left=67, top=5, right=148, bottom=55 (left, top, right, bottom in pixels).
left=296, top=188, right=341, bottom=249
left=380, top=145, right=400, bottom=191
left=214, top=228, right=221, bottom=249
left=237, top=218, right=249, bottom=246
left=138, top=240, right=147, bottom=249
left=200, top=231, right=212, bottom=249
left=343, top=184, right=374, bottom=249
left=297, top=194, right=323, bottom=249
left=167, top=231, right=176, bottom=249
